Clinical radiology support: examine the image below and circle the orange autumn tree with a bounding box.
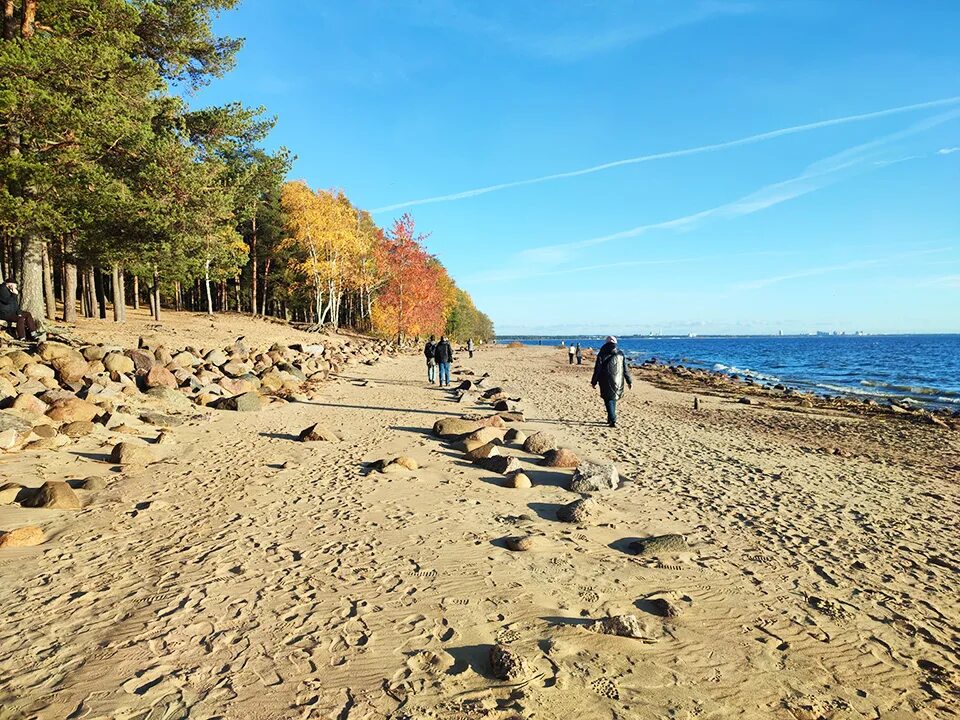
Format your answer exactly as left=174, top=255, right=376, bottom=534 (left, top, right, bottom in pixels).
left=371, top=214, right=446, bottom=343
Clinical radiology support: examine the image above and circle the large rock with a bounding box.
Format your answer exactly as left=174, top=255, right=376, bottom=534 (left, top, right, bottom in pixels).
left=557, top=497, right=599, bottom=523
left=145, top=387, right=194, bottom=412
left=103, top=352, right=135, bottom=374
left=38, top=342, right=82, bottom=363
left=489, top=644, right=530, bottom=681
left=170, top=351, right=199, bottom=369
left=205, top=349, right=228, bottom=367
left=464, top=442, right=501, bottom=463
left=124, top=349, right=155, bottom=375
left=218, top=377, right=256, bottom=396
left=22, top=481, right=81, bottom=510
left=0, top=526, right=45, bottom=548
left=504, top=472, right=531, bottom=489
left=144, top=365, right=178, bottom=390
left=541, top=448, right=580, bottom=468
left=12, top=393, right=48, bottom=416
left=569, top=461, right=619, bottom=492
left=221, top=360, right=251, bottom=378
left=0, top=482, right=28, bottom=504
left=23, top=363, right=55, bottom=379
left=370, top=456, right=418, bottom=472
left=5, top=350, right=35, bottom=370
left=478, top=455, right=522, bottom=475
left=110, top=442, right=159, bottom=465
left=432, top=416, right=505, bottom=439
left=51, top=355, right=89, bottom=384
left=628, top=534, right=688, bottom=556
left=46, top=397, right=100, bottom=423
left=60, top=420, right=96, bottom=438
left=459, top=426, right=506, bottom=452
left=298, top=423, right=339, bottom=442
left=523, top=432, right=557, bottom=455
left=505, top=535, right=534, bottom=552
left=214, top=392, right=262, bottom=412
left=503, top=428, right=527, bottom=445
left=588, top=614, right=653, bottom=640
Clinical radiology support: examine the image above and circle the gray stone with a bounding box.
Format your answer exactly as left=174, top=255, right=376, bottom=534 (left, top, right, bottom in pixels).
left=557, top=497, right=599, bottom=524
left=628, top=534, right=688, bottom=556
left=569, top=461, right=619, bottom=492
left=588, top=614, right=653, bottom=640
left=522, top=432, right=557, bottom=455
left=489, top=644, right=530, bottom=681
left=22, top=481, right=81, bottom=510
left=214, top=392, right=262, bottom=412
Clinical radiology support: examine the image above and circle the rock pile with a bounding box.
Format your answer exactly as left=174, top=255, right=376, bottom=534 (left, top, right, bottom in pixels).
left=0, top=334, right=393, bottom=453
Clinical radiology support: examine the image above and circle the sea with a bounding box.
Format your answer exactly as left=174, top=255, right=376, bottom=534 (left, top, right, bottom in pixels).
left=495, top=334, right=960, bottom=411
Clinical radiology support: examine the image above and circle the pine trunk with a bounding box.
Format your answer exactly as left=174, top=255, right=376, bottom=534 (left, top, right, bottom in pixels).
left=19, top=236, right=45, bottom=320
left=111, top=265, right=122, bottom=322
left=63, top=261, right=77, bottom=323
left=204, top=259, right=213, bottom=315
left=132, top=275, right=139, bottom=309
left=261, top=257, right=271, bottom=315
left=41, top=240, right=56, bottom=320
left=93, top=268, right=107, bottom=319
left=151, top=267, right=161, bottom=321
left=250, top=214, right=257, bottom=315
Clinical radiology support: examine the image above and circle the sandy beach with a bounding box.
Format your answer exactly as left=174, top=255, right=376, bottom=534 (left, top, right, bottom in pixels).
left=1, top=316, right=958, bottom=719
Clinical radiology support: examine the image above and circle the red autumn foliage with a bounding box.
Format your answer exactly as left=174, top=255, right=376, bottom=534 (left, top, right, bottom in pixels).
left=372, top=214, right=446, bottom=342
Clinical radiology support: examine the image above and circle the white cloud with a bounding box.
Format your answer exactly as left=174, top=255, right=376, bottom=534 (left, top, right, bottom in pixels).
left=938, top=147, right=960, bottom=155
left=372, top=95, right=960, bottom=214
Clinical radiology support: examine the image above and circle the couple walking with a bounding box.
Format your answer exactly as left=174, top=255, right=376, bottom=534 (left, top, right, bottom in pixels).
left=423, top=335, right=454, bottom=386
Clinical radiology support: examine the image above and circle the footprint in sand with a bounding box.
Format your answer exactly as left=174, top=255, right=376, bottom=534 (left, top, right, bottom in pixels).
left=591, top=676, right=620, bottom=700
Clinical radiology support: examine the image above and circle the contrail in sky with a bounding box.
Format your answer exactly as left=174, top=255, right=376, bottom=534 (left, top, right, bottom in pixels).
left=371, top=95, right=960, bottom=214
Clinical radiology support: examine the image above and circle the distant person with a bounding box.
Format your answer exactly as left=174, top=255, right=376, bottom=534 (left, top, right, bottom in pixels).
left=567, top=343, right=575, bottom=365
left=591, top=335, right=633, bottom=428
left=467, top=338, right=474, bottom=358
left=434, top=335, right=454, bottom=387
left=424, top=335, right=437, bottom=384
left=0, top=278, right=39, bottom=341
left=575, top=343, right=583, bottom=365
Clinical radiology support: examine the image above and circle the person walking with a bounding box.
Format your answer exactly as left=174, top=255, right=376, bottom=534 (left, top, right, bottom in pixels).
left=424, top=335, right=437, bottom=384
left=467, top=338, right=474, bottom=358
left=567, top=343, right=575, bottom=365
left=575, top=343, right=583, bottom=365
left=434, top=335, right=454, bottom=387
left=591, top=336, right=632, bottom=427
left=0, top=278, right=40, bottom=341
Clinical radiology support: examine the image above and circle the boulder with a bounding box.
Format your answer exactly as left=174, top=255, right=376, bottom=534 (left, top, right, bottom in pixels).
left=214, top=392, right=262, bottom=412
left=504, top=472, right=531, bottom=489
left=38, top=341, right=81, bottom=363
left=489, top=644, right=530, bottom=681
left=587, top=614, right=653, bottom=640
left=145, top=387, right=194, bottom=412
left=298, top=423, right=339, bottom=442
left=505, top=535, right=533, bottom=552
left=23, top=363, right=55, bottom=379
left=153, top=347, right=174, bottom=366
left=80, top=476, right=107, bottom=491
left=0, top=526, right=45, bottom=548
left=478, top=455, right=522, bottom=475
left=464, top=442, right=501, bottom=463
left=0, top=482, right=28, bottom=504
left=481, top=386, right=505, bottom=399
left=456, top=380, right=473, bottom=391
left=144, top=365, right=178, bottom=390
left=459, top=426, right=507, bottom=452
left=569, top=461, right=619, bottom=492
left=503, top=429, right=527, bottom=445
left=218, top=377, right=256, bottom=396
left=22, top=481, right=81, bottom=510
left=523, top=432, right=557, bottom=455
left=103, top=352, right=135, bottom=374
left=628, top=534, right=688, bottom=556
left=5, top=350, right=35, bottom=370
left=557, top=497, right=599, bottom=524
left=110, top=442, right=159, bottom=465
left=60, top=420, right=96, bottom=438
left=46, top=397, right=100, bottom=423
left=171, top=351, right=199, bottom=369
left=139, top=411, right=184, bottom=427
left=370, top=456, right=418, bottom=472
left=221, top=360, right=250, bottom=378
left=124, top=349, right=155, bottom=375
left=12, top=393, right=48, bottom=416
left=205, top=348, right=229, bottom=367
left=432, top=416, right=505, bottom=439
left=51, top=356, right=90, bottom=384
left=82, top=345, right=109, bottom=361
left=541, top=448, right=580, bottom=468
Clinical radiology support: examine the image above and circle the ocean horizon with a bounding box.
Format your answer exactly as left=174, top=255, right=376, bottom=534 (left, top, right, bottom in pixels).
left=495, top=333, right=960, bottom=411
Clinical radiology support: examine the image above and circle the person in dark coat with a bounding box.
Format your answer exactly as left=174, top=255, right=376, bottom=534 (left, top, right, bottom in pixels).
left=591, top=335, right=632, bottom=427
left=424, top=335, right=437, bottom=384
left=0, top=278, right=38, bottom=341
left=433, top=335, right=454, bottom=387
left=575, top=343, right=583, bottom=365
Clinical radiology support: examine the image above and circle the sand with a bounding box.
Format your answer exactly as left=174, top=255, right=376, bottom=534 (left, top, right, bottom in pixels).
left=0, top=319, right=958, bottom=719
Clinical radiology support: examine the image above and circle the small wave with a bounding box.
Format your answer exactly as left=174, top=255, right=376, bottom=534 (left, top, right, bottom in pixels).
left=859, top=379, right=956, bottom=397
left=712, top=364, right=780, bottom=383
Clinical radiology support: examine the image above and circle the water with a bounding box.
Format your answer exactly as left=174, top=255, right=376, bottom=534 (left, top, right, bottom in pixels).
left=496, top=334, right=960, bottom=410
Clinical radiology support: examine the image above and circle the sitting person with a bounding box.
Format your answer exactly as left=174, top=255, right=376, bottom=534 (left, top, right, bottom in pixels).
left=0, top=278, right=39, bottom=341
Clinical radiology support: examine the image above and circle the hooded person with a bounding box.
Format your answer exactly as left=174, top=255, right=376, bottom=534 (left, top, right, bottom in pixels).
left=590, top=335, right=632, bottom=427
left=433, top=335, right=454, bottom=387
left=0, top=278, right=39, bottom=341
left=424, top=335, right=438, bottom=384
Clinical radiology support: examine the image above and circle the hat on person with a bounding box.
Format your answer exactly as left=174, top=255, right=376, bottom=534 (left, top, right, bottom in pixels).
left=605, top=335, right=617, bottom=344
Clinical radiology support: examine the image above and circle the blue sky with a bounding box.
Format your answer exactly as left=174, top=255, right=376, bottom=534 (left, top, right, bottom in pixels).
left=193, top=1, right=959, bottom=335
